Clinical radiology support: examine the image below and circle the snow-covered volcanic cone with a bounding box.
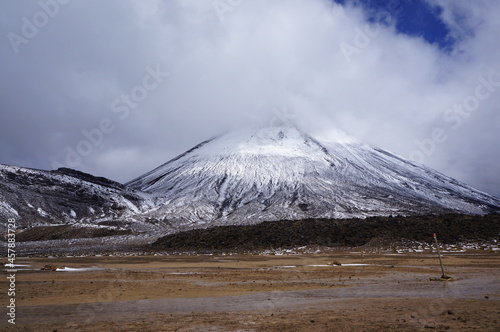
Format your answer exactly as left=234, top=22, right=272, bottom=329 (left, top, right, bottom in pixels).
left=127, top=125, right=500, bottom=226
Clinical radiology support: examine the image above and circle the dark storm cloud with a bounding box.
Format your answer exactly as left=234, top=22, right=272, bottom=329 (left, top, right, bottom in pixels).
left=0, top=0, right=499, bottom=197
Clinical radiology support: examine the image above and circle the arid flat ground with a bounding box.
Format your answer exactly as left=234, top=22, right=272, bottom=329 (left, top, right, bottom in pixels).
left=1, top=250, right=499, bottom=331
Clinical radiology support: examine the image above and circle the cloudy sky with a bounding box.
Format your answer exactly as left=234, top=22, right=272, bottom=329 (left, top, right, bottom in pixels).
left=1, top=0, right=499, bottom=197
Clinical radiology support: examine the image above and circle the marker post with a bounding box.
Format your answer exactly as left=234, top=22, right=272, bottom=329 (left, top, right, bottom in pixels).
left=433, top=233, right=450, bottom=279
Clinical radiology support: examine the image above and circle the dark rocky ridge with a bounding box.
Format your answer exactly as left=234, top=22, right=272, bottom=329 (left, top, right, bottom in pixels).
left=53, top=168, right=124, bottom=190
left=151, top=214, right=500, bottom=252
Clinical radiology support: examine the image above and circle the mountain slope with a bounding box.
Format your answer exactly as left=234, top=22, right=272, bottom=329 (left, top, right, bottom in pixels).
left=127, top=125, right=500, bottom=226
left=0, top=165, right=148, bottom=228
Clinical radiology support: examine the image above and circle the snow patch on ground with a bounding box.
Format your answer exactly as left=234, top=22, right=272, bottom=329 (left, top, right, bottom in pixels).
left=56, top=266, right=101, bottom=272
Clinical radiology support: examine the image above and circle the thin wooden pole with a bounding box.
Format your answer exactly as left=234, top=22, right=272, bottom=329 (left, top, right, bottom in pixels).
left=433, top=233, right=447, bottom=278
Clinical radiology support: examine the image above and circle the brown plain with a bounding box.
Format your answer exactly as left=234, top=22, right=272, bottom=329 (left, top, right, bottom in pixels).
left=1, top=251, right=499, bottom=331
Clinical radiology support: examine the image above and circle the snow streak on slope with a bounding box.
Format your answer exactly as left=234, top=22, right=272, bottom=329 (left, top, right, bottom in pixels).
left=127, top=126, right=500, bottom=226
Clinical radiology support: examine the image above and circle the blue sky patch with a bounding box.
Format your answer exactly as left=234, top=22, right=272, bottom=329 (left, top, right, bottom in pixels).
left=333, top=0, right=454, bottom=51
